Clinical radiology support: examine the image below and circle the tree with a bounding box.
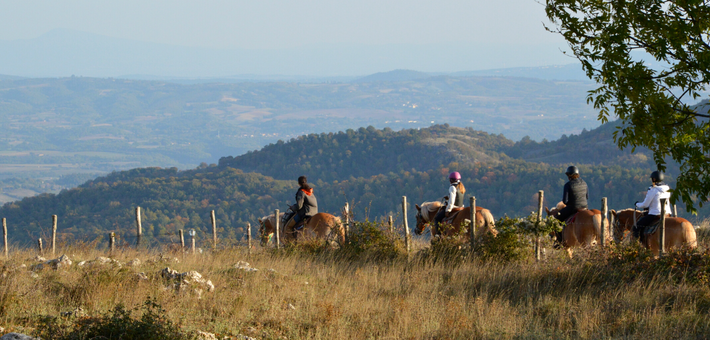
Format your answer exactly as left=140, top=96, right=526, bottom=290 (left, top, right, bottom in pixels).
left=545, top=0, right=710, bottom=212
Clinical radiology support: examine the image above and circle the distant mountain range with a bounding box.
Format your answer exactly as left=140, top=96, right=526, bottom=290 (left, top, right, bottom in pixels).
left=0, top=28, right=577, bottom=79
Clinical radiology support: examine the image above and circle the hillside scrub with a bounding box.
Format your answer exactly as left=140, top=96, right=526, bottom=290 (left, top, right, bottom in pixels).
left=0, top=223, right=708, bottom=339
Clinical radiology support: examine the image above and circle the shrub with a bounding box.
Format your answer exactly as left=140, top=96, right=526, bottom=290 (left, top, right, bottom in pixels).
left=476, top=216, right=533, bottom=263
left=35, top=297, right=194, bottom=340
left=338, top=221, right=406, bottom=261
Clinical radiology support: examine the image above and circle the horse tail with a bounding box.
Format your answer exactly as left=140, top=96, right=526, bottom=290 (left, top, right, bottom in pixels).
left=593, top=213, right=603, bottom=243
left=334, top=216, right=346, bottom=245
left=682, top=221, right=698, bottom=249
left=481, top=209, right=497, bottom=237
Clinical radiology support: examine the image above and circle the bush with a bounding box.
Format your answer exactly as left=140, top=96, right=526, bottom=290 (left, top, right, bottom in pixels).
left=35, top=298, right=194, bottom=340
left=338, top=221, right=406, bottom=261
left=476, top=216, right=533, bottom=263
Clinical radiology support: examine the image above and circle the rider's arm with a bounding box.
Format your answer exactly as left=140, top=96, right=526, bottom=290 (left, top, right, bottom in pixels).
left=446, top=186, right=456, bottom=212
left=295, top=190, right=305, bottom=210
left=636, top=188, right=655, bottom=209
left=562, top=182, right=570, bottom=205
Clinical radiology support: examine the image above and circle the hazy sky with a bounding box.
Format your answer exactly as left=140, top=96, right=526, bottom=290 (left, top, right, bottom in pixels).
left=0, top=0, right=563, bottom=49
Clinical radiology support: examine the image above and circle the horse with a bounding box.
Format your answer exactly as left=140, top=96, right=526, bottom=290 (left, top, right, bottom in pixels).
left=610, top=208, right=697, bottom=255
left=545, top=202, right=610, bottom=257
left=414, top=201, right=498, bottom=241
left=258, top=212, right=345, bottom=247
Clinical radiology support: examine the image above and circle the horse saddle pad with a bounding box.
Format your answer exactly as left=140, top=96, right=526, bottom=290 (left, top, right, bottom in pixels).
left=442, top=207, right=465, bottom=224
left=644, top=220, right=662, bottom=235
left=565, top=213, right=578, bottom=226
left=294, top=217, right=311, bottom=231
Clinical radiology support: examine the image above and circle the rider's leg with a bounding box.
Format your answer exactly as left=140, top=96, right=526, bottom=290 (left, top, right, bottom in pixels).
left=432, top=209, right=446, bottom=234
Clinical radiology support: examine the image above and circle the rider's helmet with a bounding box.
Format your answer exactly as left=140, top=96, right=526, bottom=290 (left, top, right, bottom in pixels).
left=565, top=165, right=579, bottom=176
left=449, top=171, right=461, bottom=181
left=650, top=171, right=664, bottom=183
left=298, top=176, right=307, bottom=185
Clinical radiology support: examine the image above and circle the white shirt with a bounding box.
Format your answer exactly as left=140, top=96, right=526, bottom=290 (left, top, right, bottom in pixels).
left=636, top=184, right=671, bottom=216
left=446, top=182, right=462, bottom=212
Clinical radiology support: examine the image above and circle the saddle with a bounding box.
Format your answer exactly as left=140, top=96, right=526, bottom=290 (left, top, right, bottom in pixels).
left=293, top=216, right=311, bottom=231
left=565, top=213, right=578, bottom=226
left=442, top=207, right=464, bottom=225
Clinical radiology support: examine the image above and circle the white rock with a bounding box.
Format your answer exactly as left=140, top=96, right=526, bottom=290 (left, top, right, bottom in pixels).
left=160, top=267, right=214, bottom=294
left=127, top=259, right=141, bottom=267
left=60, top=307, right=86, bottom=318
left=0, top=333, right=40, bottom=340
left=135, top=272, right=148, bottom=281
left=196, top=330, right=216, bottom=340
left=32, top=256, right=46, bottom=262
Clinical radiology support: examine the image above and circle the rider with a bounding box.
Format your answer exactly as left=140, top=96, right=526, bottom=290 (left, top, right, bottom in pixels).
left=432, top=171, right=466, bottom=228
left=553, top=165, right=589, bottom=222
left=289, top=175, right=318, bottom=231
left=633, top=171, right=671, bottom=241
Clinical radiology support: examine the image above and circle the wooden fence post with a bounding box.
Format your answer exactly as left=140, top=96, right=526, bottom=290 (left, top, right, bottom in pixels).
left=179, top=229, right=185, bottom=248
left=109, top=232, right=115, bottom=253
left=388, top=215, right=394, bottom=234
left=536, top=190, right=544, bottom=261
left=247, top=222, right=252, bottom=256
left=135, top=206, right=142, bottom=247
left=211, top=210, right=217, bottom=248
left=38, top=238, right=43, bottom=255
left=344, top=203, right=350, bottom=244
left=275, top=209, right=280, bottom=249
left=402, top=196, right=410, bottom=254
left=601, top=197, right=608, bottom=248
left=190, top=229, right=196, bottom=254
left=673, top=204, right=678, bottom=217
left=2, top=218, right=7, bottom=259
left=52, top=215, right=57, bottom=256
left=660, top=198, right=667, bottom=257
left=469, top=196, right=476, bottom=250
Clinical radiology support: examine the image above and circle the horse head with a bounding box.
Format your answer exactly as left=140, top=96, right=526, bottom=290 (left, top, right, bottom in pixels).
left=258, top=216, right=273, bottom=247
left=414, top=204, right=427, bottom=235
left=610, top=209, right=638, bottom=242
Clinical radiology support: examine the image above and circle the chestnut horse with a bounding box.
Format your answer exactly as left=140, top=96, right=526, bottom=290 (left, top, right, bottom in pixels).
left=414, top=201, right=498, bottom=241
left=610, top=208, right=697, bottom=255
left=545, top=202, right=610, bottom=257
left=258, top=212, right=345, bottom=247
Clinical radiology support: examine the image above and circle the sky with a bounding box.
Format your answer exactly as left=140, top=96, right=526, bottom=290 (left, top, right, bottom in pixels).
left=0, top=0, right=574, bottom=77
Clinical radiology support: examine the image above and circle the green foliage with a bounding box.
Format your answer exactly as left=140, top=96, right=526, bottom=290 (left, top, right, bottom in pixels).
left=477, top=215, right=536, bottom=263
left=546, top=0, right=710, bottom=212
left=35, top=298, right=194, bottom=340
left=513, top=213, right=564, bottom=237
left=339, top=221, right=406, bottom=261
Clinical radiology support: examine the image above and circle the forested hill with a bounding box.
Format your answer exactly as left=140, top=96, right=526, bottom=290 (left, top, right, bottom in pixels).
left=1, top=123, right=691, bottom=246
left=218, top=124, right=513, bottom=182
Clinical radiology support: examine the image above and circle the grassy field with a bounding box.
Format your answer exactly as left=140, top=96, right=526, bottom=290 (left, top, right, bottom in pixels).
left=0, top=221, right=709, bottom=339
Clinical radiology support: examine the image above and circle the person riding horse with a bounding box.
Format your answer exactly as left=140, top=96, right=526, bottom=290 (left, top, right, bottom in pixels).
left=633, top=171, right=671, bottom=242
left=284, top=176, right=318, bottom=232
left=552, top=166, right=589, bottom=243
left=432, top=171, right=466, bottom=231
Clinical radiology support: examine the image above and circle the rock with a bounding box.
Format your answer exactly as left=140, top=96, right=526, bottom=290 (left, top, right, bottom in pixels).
left=160, top=267, right=214, bottom=294
left=127, top=259, right=141, bottom=267
left=135, top=272, right=149, bottom=281
left=286, top=303, right=296, bottom=310
left=0, top=333, right=40, bottom=340
left=196, top=330, right=217, bottom=340
left=234, top=261, right=258, bottom=272
left=32, top=256, right=46, bottom=262
left=32, top=254, right=72, bottom=271
left=60, top=307, right=86, bottom=318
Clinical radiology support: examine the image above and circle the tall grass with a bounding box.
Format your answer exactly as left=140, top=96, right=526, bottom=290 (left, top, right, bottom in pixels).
left=0, top=220, right=709, bottom=339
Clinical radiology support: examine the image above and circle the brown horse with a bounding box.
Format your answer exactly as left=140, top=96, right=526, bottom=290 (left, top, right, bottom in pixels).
left=414, top=201, right=498, bottom=241
left=610, top=208, right=697, bottom=255
left=545, top=202, right=610, bottom=257
left=258, top=212, right=345, bottom=247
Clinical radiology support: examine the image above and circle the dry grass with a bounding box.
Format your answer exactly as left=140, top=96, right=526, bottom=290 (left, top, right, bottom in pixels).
left=0, top=233, right=709, bottom=339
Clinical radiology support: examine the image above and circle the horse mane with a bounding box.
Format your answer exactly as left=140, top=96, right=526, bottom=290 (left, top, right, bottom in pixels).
left=615, top=208, right=636, bottom=214
left=260, top=213, right=283, bottom=226
left=419, top=201, right=442, bottom=221
left=555, top=201, right=566, bottom=210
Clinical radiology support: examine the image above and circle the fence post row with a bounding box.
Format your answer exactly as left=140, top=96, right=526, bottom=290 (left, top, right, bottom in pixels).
left=402, top=196, right=410, bottom=254
left=601, top=197, right=608, bottom=248
left=344, top=202, right=350, bottom=244
left=247, top=222, right=252, bottom=256
left=135, top=206, right=142, bottom=247
left=2, top=218, right=7, bottom=259
left=469, top=196, right=476, bottom=251
left=536, top=190, right=544, bottom=261
left=211, top=210, right=217, bottom=248
left=52, top=215, right=57, bottom=256
left=109, top=232, right=115, bottom=253
left=275, top=209, right=280, bottom=249
left=659, top=198, right=667, bottom=257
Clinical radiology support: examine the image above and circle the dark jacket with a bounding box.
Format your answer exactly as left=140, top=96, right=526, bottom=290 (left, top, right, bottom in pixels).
left=563, top=178, right=588, bottom=209
left=294, top=187, right=318, bottom=217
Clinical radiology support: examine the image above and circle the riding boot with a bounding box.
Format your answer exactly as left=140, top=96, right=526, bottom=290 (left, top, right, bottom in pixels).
left=632, top=225, right=642, bottom=241
left=553, top=231, right=564, bottom=249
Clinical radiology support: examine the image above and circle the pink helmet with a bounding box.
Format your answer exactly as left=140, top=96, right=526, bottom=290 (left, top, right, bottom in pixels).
left=449, top=171, right=461, bottom=181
